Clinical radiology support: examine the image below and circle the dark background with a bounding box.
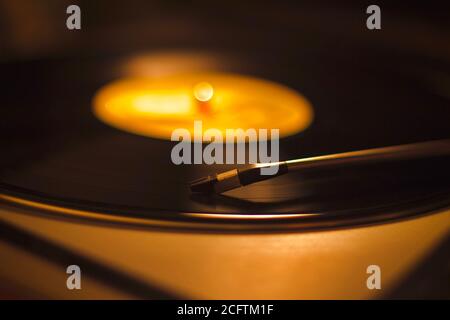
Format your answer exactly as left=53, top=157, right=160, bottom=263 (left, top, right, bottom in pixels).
left=0, top=0, right=449, bottom=61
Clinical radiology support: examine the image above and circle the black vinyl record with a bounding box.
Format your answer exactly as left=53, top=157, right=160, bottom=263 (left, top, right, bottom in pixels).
left=1, top=27, right=450, bottom=230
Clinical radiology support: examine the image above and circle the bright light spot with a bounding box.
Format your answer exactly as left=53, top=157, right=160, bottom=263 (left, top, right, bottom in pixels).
left=194, top=82, right=214, bottom=102
left=132, top=93, right=191, bottom=115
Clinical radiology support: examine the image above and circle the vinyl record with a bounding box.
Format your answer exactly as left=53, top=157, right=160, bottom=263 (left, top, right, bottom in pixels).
left=1, top=46, right=450, bottom=230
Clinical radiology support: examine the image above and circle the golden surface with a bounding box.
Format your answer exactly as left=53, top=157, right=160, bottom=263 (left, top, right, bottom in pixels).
left=93, top=73, right=313, bottom=140
left=0, top=204, right=448, bottom=299
left=0, top=241, right=131, bottom=299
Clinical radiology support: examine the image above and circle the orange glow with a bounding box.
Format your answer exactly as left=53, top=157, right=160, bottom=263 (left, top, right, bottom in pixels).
left=184, top=213, right=319, bottom=220
left=93, top=73, right=314, bottom=140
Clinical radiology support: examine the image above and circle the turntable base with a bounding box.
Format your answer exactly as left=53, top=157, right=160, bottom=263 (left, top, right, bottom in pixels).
left=1, top=203, right=448, bottom=299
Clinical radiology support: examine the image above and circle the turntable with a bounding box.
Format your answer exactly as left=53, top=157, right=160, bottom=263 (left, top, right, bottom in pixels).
left=0, top=1, right=449, bottom=299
